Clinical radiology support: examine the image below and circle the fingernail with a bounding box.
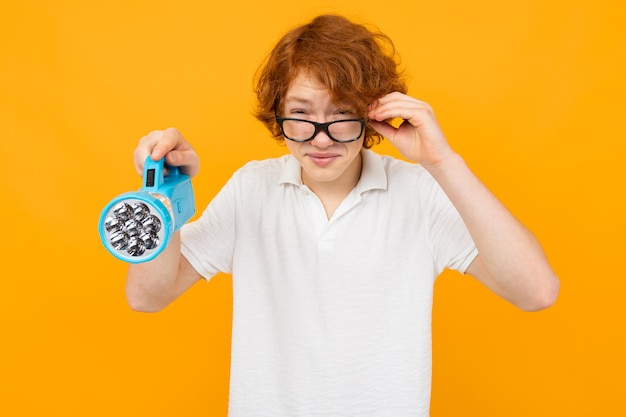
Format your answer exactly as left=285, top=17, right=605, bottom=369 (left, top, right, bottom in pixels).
left=151, top=148, right=163, bottom=160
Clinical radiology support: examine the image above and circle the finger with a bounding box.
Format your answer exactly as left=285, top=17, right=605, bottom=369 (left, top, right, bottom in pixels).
left=164, top=148, right=200, bottom=177
left=159, top=128, right=199, bottom=177
left=133, top=128, right=199, bottom=178
left=368, top=98, right=411, bottom=121
left=368, top=120, right=398, bottom=141
left=369, top=93, right=430, bottom=121
left=133, top=130, right=164, bottom=176
left=370, top=102, right=434, bottom=129
left=133, top=129, right=186, bottom=175
left=151, top=127, right=187, bottom=161
left=370, top=92, right=418, bottom=111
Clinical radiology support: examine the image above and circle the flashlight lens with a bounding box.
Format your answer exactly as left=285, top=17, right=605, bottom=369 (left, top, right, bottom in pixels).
left=142, top=215, right=162, bottom=233
left=113, top=202, right=133, bottom=221
left=104, top=215, right=124, bottom=233
left=127, top=236, right=146, bottom=256
left=110, top=230, right=130, bottom=250
left=132, top=202, right=150, bottom=221
left=102, top=197, right=169, bottom=260
left=140, top=231, right=159, bottom=249
left=124, top=219, right=143, bottom=237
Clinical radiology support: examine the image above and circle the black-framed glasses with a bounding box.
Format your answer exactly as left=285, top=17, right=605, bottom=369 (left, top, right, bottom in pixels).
left=275, top=114, right=366, bottom=143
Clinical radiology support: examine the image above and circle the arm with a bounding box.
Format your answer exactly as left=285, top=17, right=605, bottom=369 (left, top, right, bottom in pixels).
left=369, top=93, right=559, bottom=311
left=126, top=128, right=202, bottom=312
left=425, top=152, right=559, bottom=311
left=126, top=232, right=202, bottom=312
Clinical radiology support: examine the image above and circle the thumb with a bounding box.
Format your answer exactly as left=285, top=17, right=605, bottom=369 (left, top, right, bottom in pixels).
left=369, top=120, right=398, bottom=142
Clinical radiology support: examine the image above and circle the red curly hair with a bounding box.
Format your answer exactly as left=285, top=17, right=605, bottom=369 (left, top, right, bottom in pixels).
left=253, top=14, right=407, bottom=149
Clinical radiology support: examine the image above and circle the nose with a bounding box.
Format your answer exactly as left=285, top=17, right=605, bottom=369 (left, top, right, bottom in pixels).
left=310, top=130, right=334, bottom=148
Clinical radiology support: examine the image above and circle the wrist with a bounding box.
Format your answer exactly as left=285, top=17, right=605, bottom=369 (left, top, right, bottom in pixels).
left=421, top=149, right=464, bottom=175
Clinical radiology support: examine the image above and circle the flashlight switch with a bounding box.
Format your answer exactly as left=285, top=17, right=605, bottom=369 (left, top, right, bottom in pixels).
left=146, top=169, right=155, bottom=187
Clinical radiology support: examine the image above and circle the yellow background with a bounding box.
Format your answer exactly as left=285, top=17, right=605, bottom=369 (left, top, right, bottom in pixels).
left=1, top=0, right=624, bottom=415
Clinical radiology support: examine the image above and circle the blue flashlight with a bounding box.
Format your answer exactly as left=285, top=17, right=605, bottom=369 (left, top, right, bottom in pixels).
left=98, top=156, right=195, bottom=263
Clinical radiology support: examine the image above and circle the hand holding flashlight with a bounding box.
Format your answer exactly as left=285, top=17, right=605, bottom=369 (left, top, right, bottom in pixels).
left=99, top=132, right=196, bottom=263
left=134, top=127, right=200, bottom=178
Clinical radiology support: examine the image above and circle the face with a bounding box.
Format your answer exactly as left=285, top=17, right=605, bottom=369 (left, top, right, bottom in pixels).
left=281, top=72, right=364, bottom=192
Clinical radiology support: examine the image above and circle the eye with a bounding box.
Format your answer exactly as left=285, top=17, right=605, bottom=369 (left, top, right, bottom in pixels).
left=334, top=109, right=357, bottom=119
left=288, top=108, right=308, bottom=116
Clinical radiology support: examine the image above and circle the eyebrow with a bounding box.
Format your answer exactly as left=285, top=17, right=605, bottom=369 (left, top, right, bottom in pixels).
left=283, top=97, right=352, bottom=112
left=283, top=96, right=313, bottom=106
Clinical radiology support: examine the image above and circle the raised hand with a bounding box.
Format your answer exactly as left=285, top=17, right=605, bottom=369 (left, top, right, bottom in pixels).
left=133, top=127, right=200, bottom=178
left=368, top=92, right=455, bottom=169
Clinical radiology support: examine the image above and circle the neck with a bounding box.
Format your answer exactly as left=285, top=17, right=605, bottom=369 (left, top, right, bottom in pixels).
left=302, top=152, right=362, bottom=218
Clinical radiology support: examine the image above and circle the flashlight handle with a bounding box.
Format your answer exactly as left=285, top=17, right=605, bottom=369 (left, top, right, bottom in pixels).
left=142, top=156, right=184, bottom=190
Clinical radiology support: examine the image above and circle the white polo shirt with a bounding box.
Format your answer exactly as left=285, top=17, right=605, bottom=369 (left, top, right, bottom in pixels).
left=181, top=149, right=478, bottom=417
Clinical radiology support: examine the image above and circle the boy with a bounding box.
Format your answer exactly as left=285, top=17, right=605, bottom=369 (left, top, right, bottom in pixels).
left=127, top=14, right=559, bottom=417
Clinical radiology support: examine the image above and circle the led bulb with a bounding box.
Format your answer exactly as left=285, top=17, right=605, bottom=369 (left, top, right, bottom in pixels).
left=109, top=230, right=130, bottom=251
left=132, top=202, right=150, bottom=221
left=113, top=202, right=132, bottom=221
left=124, top=218, right=142, bottom=237
left=140, top=231, right=159, bottom=249
left=127, top=236, right=146, bottom=256
left=104, top=216, right=124, bottom=233
left=142, top=214, right=161, bottom=233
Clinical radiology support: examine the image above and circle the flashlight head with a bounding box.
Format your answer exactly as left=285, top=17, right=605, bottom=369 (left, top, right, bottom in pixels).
left=98, top=157, right=195, bottom=263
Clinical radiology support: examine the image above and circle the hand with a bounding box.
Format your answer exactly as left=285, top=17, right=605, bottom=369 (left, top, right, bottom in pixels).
left=367, top=92, right=455, bottom=168
left=133, top=128, right=200, bottom=177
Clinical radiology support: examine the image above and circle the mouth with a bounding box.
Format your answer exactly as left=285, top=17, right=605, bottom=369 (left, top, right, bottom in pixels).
left=307, top=153, right=339, bottom=167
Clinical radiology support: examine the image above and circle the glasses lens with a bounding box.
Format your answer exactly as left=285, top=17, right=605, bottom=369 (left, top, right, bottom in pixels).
left=328, top=121, right=363, bottom=142
left=281, top=119, right=363, bottom=142
left=282, top=120, right=315, bottom=141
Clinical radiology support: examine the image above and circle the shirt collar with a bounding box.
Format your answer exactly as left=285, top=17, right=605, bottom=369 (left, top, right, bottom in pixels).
left=357, top=149, right=388, bottom=193
left=279, top=149, right=388, bottom=193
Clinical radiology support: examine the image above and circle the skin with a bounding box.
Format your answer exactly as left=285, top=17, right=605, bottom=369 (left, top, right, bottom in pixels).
left=281, top=72, right=366, bottom=218
left=368, top=93, right=559, bottom=311
left=127, top=72, right=559, bottom=313
left=127, top=128, right=202, bottom=312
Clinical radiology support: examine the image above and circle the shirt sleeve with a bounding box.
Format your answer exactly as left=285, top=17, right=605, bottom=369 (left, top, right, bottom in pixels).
left=423, top=175, right=478, bottom=275
left=180, top=174, right=238, bottom=280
